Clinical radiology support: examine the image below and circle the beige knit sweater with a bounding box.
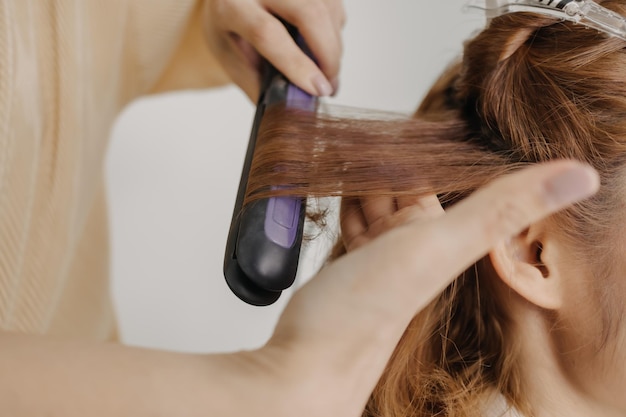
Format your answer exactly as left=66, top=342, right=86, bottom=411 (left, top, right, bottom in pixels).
left=0, top=0, right=228, bottom=340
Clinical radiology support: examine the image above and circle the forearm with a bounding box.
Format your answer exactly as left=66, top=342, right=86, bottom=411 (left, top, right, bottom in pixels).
left=0, top=332, right=261, bottom=417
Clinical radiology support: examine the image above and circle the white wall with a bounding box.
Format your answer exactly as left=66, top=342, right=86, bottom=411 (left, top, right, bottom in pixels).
left=106, top=1, right=485, bottom=353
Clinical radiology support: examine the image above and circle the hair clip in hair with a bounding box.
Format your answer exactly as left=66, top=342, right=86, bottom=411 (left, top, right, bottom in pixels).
left=465, top=0, right=626, bottom=41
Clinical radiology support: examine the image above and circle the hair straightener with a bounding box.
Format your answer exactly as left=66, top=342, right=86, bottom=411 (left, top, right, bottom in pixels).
left=223, top=27, right=318, bottom=306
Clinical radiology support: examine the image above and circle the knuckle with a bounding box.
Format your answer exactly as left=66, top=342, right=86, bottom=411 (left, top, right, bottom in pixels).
left=346, top=235, right=368, bottom=252
left=379, top=215, right=400, bottom=233
left=301, top=1, right=328, bottom=22
left=368, top=214, right=410, bottom=241
left=248, top=17, right=277, bottom=46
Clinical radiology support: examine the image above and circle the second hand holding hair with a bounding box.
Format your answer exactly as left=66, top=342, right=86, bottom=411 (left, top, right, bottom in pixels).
left=257, top=161, right=598, bottom=417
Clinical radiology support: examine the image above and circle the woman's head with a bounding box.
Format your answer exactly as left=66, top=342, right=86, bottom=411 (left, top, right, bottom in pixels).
left=474, top=7, right=626, bottom=414
left=247, top=1, right=626, bottom=415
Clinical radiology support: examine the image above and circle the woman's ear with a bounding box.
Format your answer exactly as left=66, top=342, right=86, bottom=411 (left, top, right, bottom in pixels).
left=488, top=224, right=563, bottom=310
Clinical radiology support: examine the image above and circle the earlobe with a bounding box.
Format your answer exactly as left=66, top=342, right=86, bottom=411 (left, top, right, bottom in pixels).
left=488, top=228, right=563, bottom=311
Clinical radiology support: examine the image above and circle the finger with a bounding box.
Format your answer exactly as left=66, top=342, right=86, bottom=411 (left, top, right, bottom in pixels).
left=360, top=205, right=427, bottom=247
left=215, top=37, right=261, bottom=101
left=265, top=0, right=343, bottom=81
left=325, top=0, right=347, bottom=30
left=228, top=33, right=262, bottom=73
left=202, top=2, right=262, bottom=100
left=225, top=3, right=334, bottom=96
left=226, top=34, right=264, bottom=100
left=395, top=195, right=421, bottom=210
left=397, top=194, right=445, bottom=219
left=340, top=198, right=368, bottom=250
left=361, top=196, right=396, bottom=226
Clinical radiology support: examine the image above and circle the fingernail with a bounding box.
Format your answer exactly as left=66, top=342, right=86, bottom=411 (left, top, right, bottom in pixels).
left=313, top=74, right=333, bottom=97
left=543, top=165, right=599, bottom=208
left=330, top=77, right=340, bottom=96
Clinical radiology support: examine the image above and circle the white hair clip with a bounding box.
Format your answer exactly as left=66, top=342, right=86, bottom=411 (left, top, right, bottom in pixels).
left=466, top=0, right=626, bottom=41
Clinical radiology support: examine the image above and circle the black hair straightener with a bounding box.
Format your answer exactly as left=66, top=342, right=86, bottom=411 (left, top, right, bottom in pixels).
left=223, top=28, right=318, bottom=306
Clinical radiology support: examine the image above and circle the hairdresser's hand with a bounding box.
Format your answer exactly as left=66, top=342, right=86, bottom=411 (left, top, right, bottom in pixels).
left=244, top=161, right=598, bottom=417
left=202, top=0, right=344, bottom=101
left=340, top=194, right=445, bottom=251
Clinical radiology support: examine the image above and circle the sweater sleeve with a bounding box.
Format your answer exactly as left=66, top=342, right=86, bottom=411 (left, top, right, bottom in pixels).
left=125, top=0, right=230, bottom=96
